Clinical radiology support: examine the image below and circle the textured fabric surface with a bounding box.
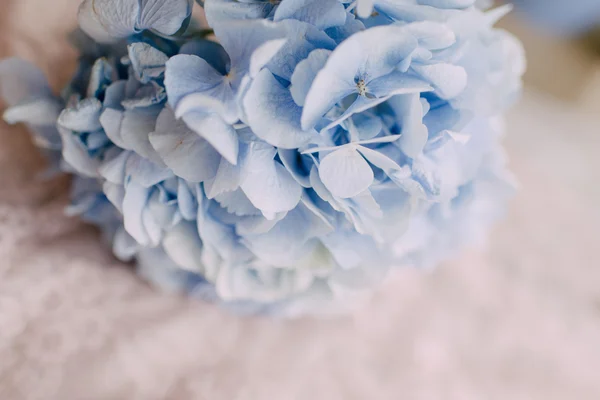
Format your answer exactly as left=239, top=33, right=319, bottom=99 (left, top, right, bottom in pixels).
left=1, top=1, right=600, bottom=399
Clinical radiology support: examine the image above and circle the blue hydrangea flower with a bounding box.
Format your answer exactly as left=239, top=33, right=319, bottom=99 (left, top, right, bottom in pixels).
left=0, top=0, right=524, bottom=316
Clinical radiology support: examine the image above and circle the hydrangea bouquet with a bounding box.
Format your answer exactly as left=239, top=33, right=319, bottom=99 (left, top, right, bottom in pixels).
left=0, top=0, right=524, bottom=316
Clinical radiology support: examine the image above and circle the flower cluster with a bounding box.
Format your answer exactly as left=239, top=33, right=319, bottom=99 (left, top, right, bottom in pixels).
left=0, top=0, right=524, bottom=315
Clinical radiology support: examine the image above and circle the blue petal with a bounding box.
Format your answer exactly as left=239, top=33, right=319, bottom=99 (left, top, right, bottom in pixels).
left=278, top=148, right=313, bottom=188
left=204, top=157, right=242, bottom=199
left=78, top=0, right=139, bottom=43
left=366, top=72, right=433, bottom=98
left=103, top=181, right=126, bottom=212
left=213, top=19, right=286, bottom=82
left=274, top=0, right=346, bottom=30
left=165, top=54, right=229, bottom=108
left=243, top=69, right=315, bottom=149
left=180, top=107, right=239, bottom=165
left=197, top=191, right=253, bottom=263
left=122, top=181, right=151, bottom=245
left=179, top=40, right=230, bottom=76
left=99, top=150, right=131, bottom=184
left=301, top=25, right=418, bottom=129
left=403, top=21, right=456, bottom=51
left=267, top=20, right=335, bottom=81
left=128, top=42, right=168, bottom=84
left=58, top=126, right=100, bottom=178
left=242, top=202, right=332, bottom=267
left=125, top=153, right=174, bottom=187
left=418, top=0, right=475, bottom=8
left=240, top=142, right=303, bottom=215
left=149, top=108, right=220, bottom=182
left=214, top=188, right=261, bottom=216
left=177, top=180, right=198, bottom=221
left=204, top=0, right=275, bottom=26
left=120, top=108, right=165, bottom=165
left=113, top=226, right=138, bottom=261
left=58, top=98, right=103, bottom=132
left=318, top=146, right=374, bottom=199
left=290, top=49, right=330, bottom=106
left=412, top=63, right=467, bottom=99
left=388, top=94, right=429, bottom=158
left=137, top=0, right=192, bottom=35
left=87, top=58, right=114, bottom=99
left=162, top=221, right=205, bottom=272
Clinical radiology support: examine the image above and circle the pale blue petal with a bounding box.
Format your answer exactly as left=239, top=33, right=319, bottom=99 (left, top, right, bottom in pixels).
left=325, top=11, right=365, bottom=43
left=100, top=108, right=127, bottom=149
left=103, top=181, right=126, bottom=212
left=103, top=80, right=128, bottom=110
left=350, top=113, right=382, bottom=140
left=318, top=146, right=374, bottom=198
left=373, top=1, right=450, bottom=22
left=249, top=39, right=287, bottom=78
left=149, top=108, right=220, bottom=182
left=99, top=150, right=131, bottom=184
left=242, top=202, right=332, bottom=266
left=125, top=153, right=174, bottom=187
left=163, top=221, right=205, bottom=272
left=418, top=0, right=474, bottom=8
left=243, top=69, right=315, bottom=149
left=290, top=49, right=330, bottom=106
left=176, top=90, right=238, bottom=126
left=78, top=0, right=139, bottom=43
left=179, top=40, right=230, bottom=75
left=58, top=98, right=103, bottom=132
left=274, top=0, right=346, bottom=30
left=302, top=25, right=418, bottom=129
left=367, top=72, right=433, bottom=98
left=204, top=157, right=242, bottom=199
left=87, top=58, right=114, bottom=99
left=120, top=108, right=165, bottom=165
left=404, top=21, right=456, bottom=51
left=214, top=188, right=261, bottom=216
left=122, top=181, right=151, bottom=245
left=204, top=0, right=275, bottom=26
left=128, top=42, right=168, bottom=84
left=197, top=195, right=253, bottom=264
left=323, top=95, right=388, bottom=130
left=181, top=110, right=239, bottom=165
left=412, top=63, right=467, bottom=99
left=137, top=0, right=192, bottom=35
left=235, top=212, right=286, bottom=236
left=58, top=126, right=100, bottom=178
left=213, top=19, right=286, bottom=81
left=278, top=148, right=313, bottom=188
left=165, top=54, right=227, bottom=108
left=240, top=142, right=303, bottom=214
left=388, top=93, right=429, bottom=157
left=355, top=145, right=402, bottom=174
left=113, top=226, right=138, bottom=261
left=177, top=180, right=198, bottom=221
left=267, top=20, right=335, bottom=81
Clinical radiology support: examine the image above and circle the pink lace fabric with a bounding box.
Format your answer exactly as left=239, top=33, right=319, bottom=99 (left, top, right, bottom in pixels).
left=1, top=1, right=600, bottom=399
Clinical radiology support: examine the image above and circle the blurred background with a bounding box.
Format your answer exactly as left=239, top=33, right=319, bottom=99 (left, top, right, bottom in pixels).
left=0, top=1, right=599, bottom=399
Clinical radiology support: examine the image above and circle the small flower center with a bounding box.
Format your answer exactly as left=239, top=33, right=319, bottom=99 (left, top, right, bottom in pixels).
left=356, top=79, right=367, bottom=96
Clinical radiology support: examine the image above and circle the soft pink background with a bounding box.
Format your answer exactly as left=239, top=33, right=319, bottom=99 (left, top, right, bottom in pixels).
left=1, top=1, right=599, bottom=399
